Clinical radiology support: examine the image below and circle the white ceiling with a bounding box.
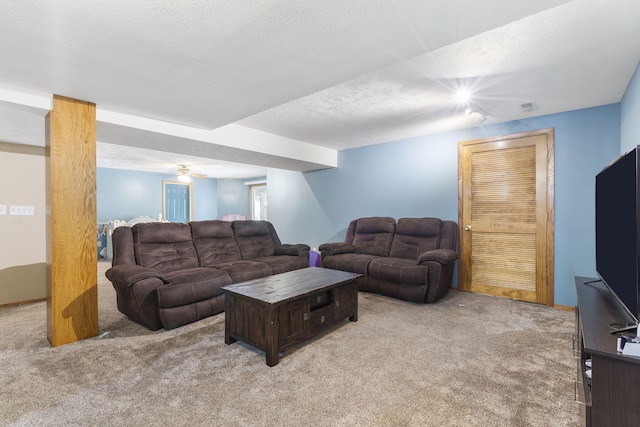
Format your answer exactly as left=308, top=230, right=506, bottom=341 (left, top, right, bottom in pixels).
left=1, top=0, right=639, bottom=178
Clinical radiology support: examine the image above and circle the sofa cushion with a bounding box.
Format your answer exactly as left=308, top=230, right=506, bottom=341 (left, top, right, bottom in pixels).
left=248, top=255, right=307, bottom=275
left=190, top=220, right=243, bottom=265
left=351, top=217, right=396, bottom=257
left=162, top=267, right=231, bottom=296
left=132, top=222, right=199, bottom=273
left=233, top=220, right=276, bottom=259
left=210, top=260, right=273, bottom=282
left=389, top=218, right=443, bottom=260
left=156, top=267, right=232, bottom=329
left=322, top=253, right=379, bottom=275
left=368, top=257, right=426, bottom=284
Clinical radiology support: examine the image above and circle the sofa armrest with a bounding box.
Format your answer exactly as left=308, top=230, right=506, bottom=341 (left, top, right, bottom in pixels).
left=275, top=243, right=310, bottom=256
left=417, top=248, right=458, bottom=265
left=319, top=242, right=355, bottom=256
left=420, top=249, right=458, bottom=303
left=105, top=264, right=168, bottom=289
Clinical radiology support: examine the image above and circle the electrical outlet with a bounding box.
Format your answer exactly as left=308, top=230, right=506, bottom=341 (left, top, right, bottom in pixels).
left=0, top=205, right=6, bottom=215
left=9, top=205, right=35, bottom=216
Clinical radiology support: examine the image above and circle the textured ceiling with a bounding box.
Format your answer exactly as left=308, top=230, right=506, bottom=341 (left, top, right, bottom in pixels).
left=0, top=0, right=639, bottom=178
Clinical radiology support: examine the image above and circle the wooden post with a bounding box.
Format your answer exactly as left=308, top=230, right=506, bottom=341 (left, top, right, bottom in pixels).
left=46, top=95, right=98, bottom=346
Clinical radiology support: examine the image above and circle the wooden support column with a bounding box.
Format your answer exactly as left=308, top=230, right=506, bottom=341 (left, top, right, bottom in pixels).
left=46, top=95, right=98, bottom=347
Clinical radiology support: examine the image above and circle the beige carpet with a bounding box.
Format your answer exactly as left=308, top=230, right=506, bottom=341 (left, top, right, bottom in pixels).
left=0, top=260, right=580, bottom=426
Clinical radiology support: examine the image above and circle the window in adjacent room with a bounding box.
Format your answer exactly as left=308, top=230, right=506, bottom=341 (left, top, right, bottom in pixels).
left=163, top=180, right=193, bottom=222
left=249, top=183, right=267, bottom=220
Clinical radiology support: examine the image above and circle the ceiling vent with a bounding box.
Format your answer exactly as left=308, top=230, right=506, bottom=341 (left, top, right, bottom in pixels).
left=520, top=102, right=536, bottom=112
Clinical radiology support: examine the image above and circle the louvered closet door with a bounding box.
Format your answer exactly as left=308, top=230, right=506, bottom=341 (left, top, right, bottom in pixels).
left=458, top=129, right=554, bottom=305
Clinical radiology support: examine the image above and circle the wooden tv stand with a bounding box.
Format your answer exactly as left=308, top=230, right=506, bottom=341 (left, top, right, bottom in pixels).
left=574, top=277, right=640, bottom=427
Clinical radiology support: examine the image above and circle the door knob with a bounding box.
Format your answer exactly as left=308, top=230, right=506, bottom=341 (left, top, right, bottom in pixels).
left=465, top=224, right=472, bottom=231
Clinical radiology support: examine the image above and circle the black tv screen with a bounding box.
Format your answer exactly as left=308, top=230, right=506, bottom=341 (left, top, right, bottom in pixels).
left=595, top=146, right=640, bottom=323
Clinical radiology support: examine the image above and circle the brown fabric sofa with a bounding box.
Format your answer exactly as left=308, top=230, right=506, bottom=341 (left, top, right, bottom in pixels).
left=105, top=220, right=309, bottom=330
left=319, top=217, right=457, bottom=303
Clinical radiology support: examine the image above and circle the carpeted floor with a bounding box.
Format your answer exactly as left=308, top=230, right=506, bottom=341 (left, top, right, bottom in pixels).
left=0, top=260, right=580, bottom=426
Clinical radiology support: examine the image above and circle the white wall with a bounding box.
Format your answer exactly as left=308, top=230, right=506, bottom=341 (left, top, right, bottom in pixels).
left=0, top=142, right=46, bottom=305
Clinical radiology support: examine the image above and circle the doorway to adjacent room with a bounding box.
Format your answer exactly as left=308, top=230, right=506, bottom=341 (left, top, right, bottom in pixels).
left=249, top=183, right=267, bottom=220
left=163, top=181, right=192, bottom=223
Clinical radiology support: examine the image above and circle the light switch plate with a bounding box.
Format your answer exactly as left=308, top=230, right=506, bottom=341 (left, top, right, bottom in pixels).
left=10, top=205, right=34, bottom=216
left=0, top=205, right=6, bottom=215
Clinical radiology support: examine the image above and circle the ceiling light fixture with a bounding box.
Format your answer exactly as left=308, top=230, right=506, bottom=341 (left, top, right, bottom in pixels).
left=453, top=87, right=488, bottom=124
left=455, top=89, right=471, bottom=105
left=464, top=102, right=489, bottom=124
left=177, top=173, right=191, bottom=183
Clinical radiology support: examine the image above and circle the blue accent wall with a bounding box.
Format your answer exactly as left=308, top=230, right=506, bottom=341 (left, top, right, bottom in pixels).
left=97, top=168, right=218, bottom=222
left=268, top=104, right=621, bottom=307
left=621, top=60, right=640, bottom=152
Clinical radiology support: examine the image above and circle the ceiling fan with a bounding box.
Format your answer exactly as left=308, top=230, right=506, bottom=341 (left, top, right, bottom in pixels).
left=176, top=165, right=208, bottom=182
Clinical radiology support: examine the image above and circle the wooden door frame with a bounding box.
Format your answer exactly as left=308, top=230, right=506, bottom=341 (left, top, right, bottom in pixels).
left=248, top=183, right=267, bottom=220
left=457, top=128, right=555, bottom=307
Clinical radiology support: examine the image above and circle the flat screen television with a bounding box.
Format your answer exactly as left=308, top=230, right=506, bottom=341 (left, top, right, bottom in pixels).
left=595, top=145, right=640, bottom=332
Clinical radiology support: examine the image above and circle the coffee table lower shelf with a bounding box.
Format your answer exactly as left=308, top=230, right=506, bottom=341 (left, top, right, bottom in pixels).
left=222, top=267, right=360, bottom=366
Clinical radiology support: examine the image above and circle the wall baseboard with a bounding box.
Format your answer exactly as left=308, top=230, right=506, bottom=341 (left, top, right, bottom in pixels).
left=0, top=297, right=46, bottom=309
left=554, top=304, right=574, bottom=312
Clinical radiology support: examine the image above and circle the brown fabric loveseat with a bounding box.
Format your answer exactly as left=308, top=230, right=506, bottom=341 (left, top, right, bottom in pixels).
left=319, top=217, right=457, bottom=303
left=105, top=220, right=309, bottom=330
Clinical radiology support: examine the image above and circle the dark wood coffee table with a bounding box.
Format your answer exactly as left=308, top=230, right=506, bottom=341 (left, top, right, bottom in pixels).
left=222, top=267, right=361, bottom=366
